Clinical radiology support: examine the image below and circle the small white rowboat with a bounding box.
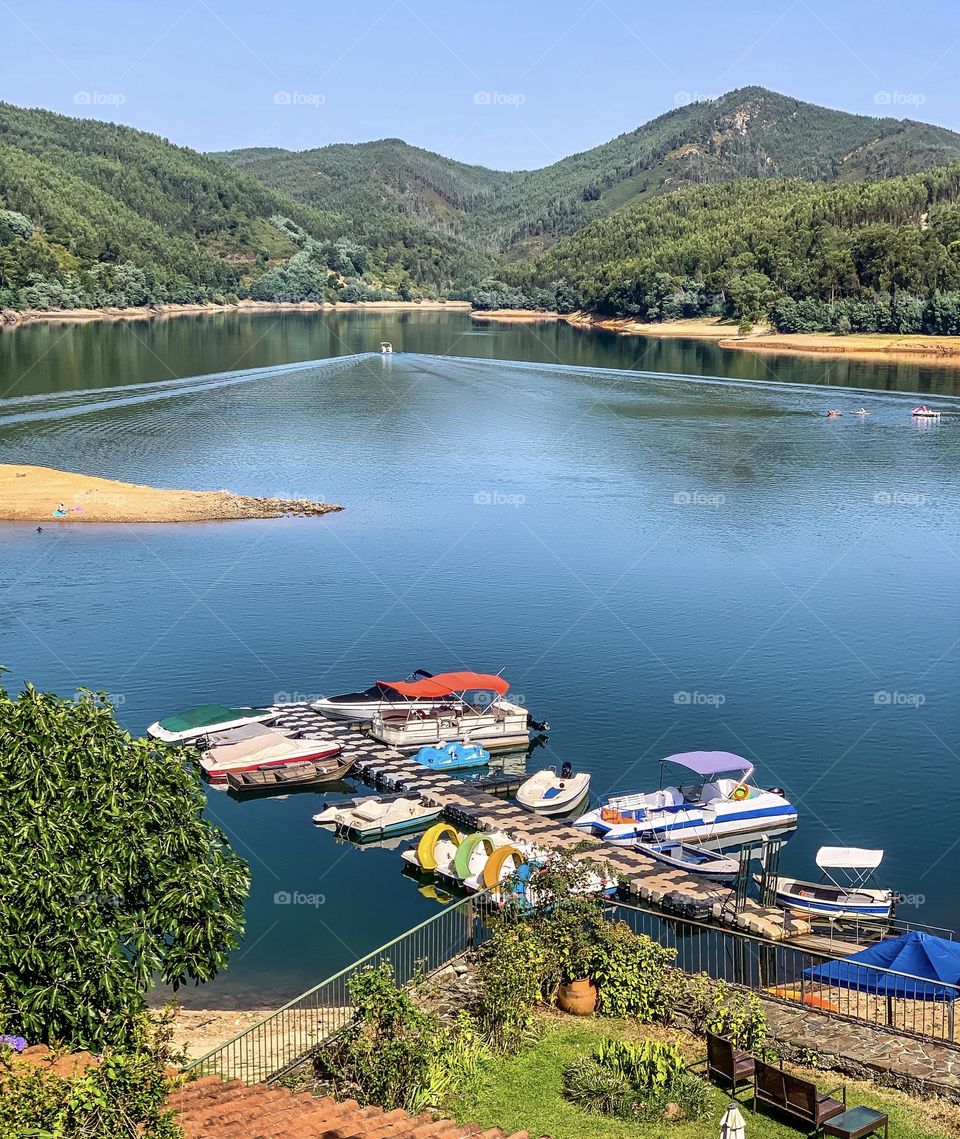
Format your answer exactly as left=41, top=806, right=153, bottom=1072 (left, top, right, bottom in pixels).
left=516, top=764, right=591, bottom=816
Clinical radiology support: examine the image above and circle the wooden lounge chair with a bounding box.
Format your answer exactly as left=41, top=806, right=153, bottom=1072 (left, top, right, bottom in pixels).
left=754, top=1057, right=846, bottom=1132
left=706, top=1030, right=755, bottom=1094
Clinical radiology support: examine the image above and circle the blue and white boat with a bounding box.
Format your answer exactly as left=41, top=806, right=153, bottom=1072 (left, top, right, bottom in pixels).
left=636, top=840, right=740, bottom=883
left=573, top=751, right=797, bottom=846
left=414, top=741, right=490, bottom=771
left=765, top=846, right=894, bottom=921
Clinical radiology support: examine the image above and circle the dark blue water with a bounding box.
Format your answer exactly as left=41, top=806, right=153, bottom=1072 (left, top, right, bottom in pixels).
left=2, top=311, right=958, bottom=1006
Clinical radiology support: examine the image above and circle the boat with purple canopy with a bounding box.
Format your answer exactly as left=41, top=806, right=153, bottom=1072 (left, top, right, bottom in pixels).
left=572, top=750, right=797, bottom=846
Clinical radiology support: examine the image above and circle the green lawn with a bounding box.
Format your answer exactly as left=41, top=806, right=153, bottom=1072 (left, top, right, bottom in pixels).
left=443, top=1014, right=958, bottom=1139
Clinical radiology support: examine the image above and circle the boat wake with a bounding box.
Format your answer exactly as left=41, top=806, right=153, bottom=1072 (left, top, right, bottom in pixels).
left=0, top=353, right=371, bottom=428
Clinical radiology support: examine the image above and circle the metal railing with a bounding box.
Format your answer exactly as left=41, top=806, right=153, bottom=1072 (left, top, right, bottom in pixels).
left=606, top=900, right=959, bottom=1044
left=190, top=890, right=487, bottom=1084
left=192, top=890, right=958, bottom=1084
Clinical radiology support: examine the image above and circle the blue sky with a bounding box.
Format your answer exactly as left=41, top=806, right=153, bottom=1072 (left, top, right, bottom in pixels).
left=5, top=0, right=960, bottom=169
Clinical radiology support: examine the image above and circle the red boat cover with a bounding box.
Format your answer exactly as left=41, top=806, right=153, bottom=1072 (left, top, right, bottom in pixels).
left=378, top=671, right=509, bottom=697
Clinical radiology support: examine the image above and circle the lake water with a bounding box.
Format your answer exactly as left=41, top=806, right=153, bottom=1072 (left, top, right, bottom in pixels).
left=2, top=310, right=959, bottom=1008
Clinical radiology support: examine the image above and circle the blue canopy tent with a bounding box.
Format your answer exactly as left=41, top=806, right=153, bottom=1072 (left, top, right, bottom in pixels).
left=805, top=931, right=960, bottom=1001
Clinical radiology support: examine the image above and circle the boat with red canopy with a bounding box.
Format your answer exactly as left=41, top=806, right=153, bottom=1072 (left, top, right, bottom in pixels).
left=369, top=671, right=547, bottom=751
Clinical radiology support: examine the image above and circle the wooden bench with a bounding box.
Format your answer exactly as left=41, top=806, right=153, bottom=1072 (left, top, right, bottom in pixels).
left=754, top=1057, right=846, bottom=1132
left=706, top=1030, right=755, bottom=1095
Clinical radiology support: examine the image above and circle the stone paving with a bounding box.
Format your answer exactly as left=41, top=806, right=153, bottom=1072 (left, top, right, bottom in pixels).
left=765, top=1000, right=960, bottom=1102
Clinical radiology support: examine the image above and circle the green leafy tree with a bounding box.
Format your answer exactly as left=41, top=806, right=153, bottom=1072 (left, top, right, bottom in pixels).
left=0, top=679, right=250, bottom=1049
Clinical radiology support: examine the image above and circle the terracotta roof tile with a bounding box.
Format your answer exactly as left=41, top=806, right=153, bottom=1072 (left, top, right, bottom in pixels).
left=170, top=1076, right=536, bottom=1139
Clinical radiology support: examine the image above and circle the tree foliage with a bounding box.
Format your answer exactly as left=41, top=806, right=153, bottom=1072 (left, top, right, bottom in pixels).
left=0, top=680, right=250, bottom=1049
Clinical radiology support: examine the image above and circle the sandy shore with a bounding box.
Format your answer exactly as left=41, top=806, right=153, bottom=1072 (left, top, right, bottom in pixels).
left=470, top=308, right=564, bottom=322
left=0, top=464, right=342, bottom=524
left=719, top=331, right=960, bottom=364
left=0, top=299, right=470, bottom=329
left=168, top=1008, right=277, bottom=1062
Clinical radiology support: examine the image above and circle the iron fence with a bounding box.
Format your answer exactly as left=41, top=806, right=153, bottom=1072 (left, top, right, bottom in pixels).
left=191, top=890, right=958, bottom=1084
left=190, top=890, right=486, bottom=1084
left=607, top=900, right=959, bottom=1044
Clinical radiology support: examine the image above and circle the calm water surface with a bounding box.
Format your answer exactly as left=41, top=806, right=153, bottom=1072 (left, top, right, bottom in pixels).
left=2, top=311, right=958, bottom=1006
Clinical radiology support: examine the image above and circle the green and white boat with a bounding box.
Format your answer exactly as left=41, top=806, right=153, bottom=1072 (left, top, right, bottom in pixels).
left=147, top=703, right=279, bottom=743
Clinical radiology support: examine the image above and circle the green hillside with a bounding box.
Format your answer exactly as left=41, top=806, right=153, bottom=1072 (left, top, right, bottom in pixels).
left=0, top=104, right=489, bottom=309
left=217, top=87, right=960, bottom=257
left=504, top=164, right=960, bottom=333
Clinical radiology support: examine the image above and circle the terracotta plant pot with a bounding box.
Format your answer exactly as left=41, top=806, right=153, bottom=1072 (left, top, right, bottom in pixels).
left=557, top=977, right=598, bottom=1016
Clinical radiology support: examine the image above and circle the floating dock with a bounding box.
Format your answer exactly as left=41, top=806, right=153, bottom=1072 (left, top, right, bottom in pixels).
left=269, top=704, right=809, bottom=941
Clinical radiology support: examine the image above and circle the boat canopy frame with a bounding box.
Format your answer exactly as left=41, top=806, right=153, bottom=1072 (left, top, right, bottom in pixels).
left=658, top=751, right=755, bottom=802
left=814, top=846, right=886, bottom=892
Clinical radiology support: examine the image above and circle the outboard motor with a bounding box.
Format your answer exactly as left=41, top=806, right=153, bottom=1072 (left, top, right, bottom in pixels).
left=767, top=786, right=785, bottom=797
left=560, top=761, right=573, bottom=781
left=526, top=713, right=550, bottom=732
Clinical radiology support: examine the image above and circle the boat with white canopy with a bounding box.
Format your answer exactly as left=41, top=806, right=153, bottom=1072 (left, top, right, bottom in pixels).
left=764, top=846, right=895, bottom=921
left=369, top=671, right=546, bottom=752
left=573, top=751, right=796, bottom=845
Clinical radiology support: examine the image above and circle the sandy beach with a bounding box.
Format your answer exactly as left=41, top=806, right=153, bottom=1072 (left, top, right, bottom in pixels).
left=0, top=298, right=471, bottom=329
left=0, top=464, right=342, bottom=523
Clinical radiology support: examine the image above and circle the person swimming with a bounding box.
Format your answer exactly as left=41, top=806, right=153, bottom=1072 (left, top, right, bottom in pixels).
left=827, top=409, right=842, bottom=417
left=854, top=408, right=871, bottom=416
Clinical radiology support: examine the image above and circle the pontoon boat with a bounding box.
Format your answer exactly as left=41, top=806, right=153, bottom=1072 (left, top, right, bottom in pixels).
left=516, top=763, right=590, bottom=816
left=763, top=846, right=894, bottom=921
left=573, top=751, right=796, bottom=845
left=148, top=703, right=278, bottom=743
left=369, top=671, right=545, bottom=752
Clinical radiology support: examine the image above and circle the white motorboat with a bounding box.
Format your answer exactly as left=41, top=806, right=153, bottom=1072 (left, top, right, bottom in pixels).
left=516, top=763, right=590, bottom=816
left=148, top=703, right=278, bottom=743
left=310, top=670, right=442, bottom=721
left=912, top=404, right=941, bottom=419
left=313, top=794, right=441, bottom=841
left=764, top=846, right=895, bottom=921
left=636, top=840, right=740, bottom=883
left=573, top=751, right=797, bottom=846
left=369, top=671, right=546, bottom=752
left=199, top=723, right=343, bottom=784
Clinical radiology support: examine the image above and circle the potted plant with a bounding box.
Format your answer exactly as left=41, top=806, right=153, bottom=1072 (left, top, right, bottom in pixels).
left=556, top=915, right=601, bottom=1015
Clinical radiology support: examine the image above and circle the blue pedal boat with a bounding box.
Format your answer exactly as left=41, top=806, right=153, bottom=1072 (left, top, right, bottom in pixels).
left=414, top=741, right=490, bottom=771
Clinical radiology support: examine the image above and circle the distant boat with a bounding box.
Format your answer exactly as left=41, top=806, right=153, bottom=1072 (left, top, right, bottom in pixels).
left=516, top=763, right=590, bottom=816
left=380, top=341, right=394, bottom=354
left=826, top=409, right=842, bottom=418
left=147, top=703, right=278, bottom=743
left=912, top=404, right=941, bottom=419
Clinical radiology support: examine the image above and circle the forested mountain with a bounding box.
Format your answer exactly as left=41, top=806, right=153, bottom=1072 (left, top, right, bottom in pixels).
left=0, top=104, right=490, bottom=309
left=218, top=88, right=960, bottom=256
left=499, top=164, right=960, bottom=334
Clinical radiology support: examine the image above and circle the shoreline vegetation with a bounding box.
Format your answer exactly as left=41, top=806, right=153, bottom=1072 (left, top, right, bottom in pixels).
left=0, top=464, right=342, bottom=523
left=0, top=298, right=471, bottom=329
left=472, top=309, right=960, bottom=365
